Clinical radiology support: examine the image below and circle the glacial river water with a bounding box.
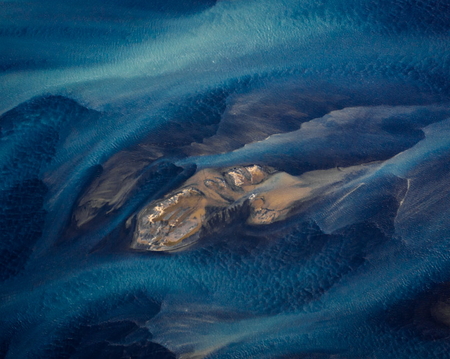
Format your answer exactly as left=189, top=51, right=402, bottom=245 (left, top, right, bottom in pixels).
left=1, top=0, right=450, bottom=357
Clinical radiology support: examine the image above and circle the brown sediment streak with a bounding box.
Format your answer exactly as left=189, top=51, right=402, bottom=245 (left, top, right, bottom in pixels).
left=247, top=175, right=312, bottom=225
left=131, top=164, right=369, bottom=252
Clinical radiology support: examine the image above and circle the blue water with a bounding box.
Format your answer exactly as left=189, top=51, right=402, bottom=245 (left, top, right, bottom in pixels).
left=1, top=0, right=450, bottom=357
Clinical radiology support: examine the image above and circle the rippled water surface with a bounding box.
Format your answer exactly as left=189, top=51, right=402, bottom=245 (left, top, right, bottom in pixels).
left=1, top=0, right=450, bottom=358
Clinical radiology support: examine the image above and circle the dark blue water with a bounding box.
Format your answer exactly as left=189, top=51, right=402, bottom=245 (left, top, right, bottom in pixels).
left=1, top=0, right=450, bottom=357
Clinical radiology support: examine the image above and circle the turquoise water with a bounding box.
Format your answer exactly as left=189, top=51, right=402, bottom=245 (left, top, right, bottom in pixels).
left=1, top=0, right=450, bottom=357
